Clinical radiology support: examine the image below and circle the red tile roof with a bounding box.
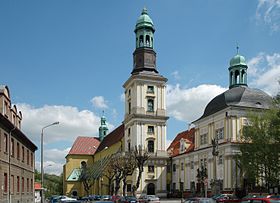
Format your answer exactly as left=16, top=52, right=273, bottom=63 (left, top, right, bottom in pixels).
left=68, top=136, right=100, bottom=155
left=96, top=124, right=124, bottom=153
left=167, top=128, right=195, bottom=157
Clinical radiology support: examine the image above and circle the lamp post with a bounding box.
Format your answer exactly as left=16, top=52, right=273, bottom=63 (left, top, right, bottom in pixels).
left=41, top=122, right=59, bottom=203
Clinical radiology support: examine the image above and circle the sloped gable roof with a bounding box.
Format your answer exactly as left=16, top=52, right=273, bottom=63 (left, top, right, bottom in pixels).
left=96, top=124, right=124, bottom=153
left=167, top=128, right=195, bottom=157
left=68, top=136, right=100, bottom=155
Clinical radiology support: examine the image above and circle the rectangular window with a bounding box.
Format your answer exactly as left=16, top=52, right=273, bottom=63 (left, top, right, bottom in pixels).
left=218, top=155, right=223, bottom=165
left=180, top=182, right=184, bottom=191
left=200, top=133, right=207, bottom=145
left=17, top=142, right=20, bottom=160
left=147, top=99, right=154, bottom=112
left=181, top=162, right=184, bottom=170
left=147, top=126, right=154, bottom=134
left=11, top=138, right=14, bottom=157
left=17, top=176, right=20, bottom=193
left=190, top=161, right=194, bottom=169
left=148, top=165, right=154, bottom=173
left=216, top=128, right=224, bottom=140
left=4, top=173, right=8, bottom=193
left=4, top=133, right=8, bottom=153
left=22, top=177, right=24, bottom=193
left=31, top=152, right=33, bottom=167
left=167, top=184, right=171, bottom=192
left=0, top=130, right=1, bottom=151
left=147, top=85, right=154, bottom=93
left=27, top=150, right=29, bottom=165
left=172, top=183, right=176, bottom=191
left=31, top=179, right=33, bottom=192
left=127, top=184, right=132, bottom=192
left=173, top=164, right=176, bottom=172
left=4, top=101, right=8, bottom=116
left=27, top=178, right=29, bottom=193
left=22, top=146, right=24, bottom=162
left=147, top=140, right=154, bottom=153
left=11, top=175, right=14, bottom=194
left=128, top=102, right=131, bottom=114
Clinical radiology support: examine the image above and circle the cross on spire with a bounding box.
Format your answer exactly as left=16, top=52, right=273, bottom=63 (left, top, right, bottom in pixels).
left=236, top=43, right=239, bottom=54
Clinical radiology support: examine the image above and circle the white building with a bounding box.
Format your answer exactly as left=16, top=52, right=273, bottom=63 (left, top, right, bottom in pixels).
left=123, top=8, right=169, bottom=197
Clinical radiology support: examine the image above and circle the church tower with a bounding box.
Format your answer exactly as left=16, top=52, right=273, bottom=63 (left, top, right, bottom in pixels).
left=228, top=47, right=248, bottom=88
left=99, top=112, right=108, bottom=141
left=123, top=8, right=169, bottom=197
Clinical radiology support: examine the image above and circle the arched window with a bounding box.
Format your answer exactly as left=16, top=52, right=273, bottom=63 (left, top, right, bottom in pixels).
left=148, top=140, right=154, bottom=153
left=146, top=35, right=150, bottom=47
left=139, top=35, right=144, bottom=47
left=128, top=141, right=131, bottom=152
left=81, top=161, right=86, bottom=168
left=241, top=69, right=246, bottom=83
left=235, top=70, right=240, bottom=84
left=147, top=99, right=154, bottom=112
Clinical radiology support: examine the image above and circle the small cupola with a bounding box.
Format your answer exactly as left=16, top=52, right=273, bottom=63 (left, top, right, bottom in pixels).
left=99, top=111, right=109, bottom=141
left=228, top=46, right=248, bottom=89
left=135, top=8, right=155, bottom=49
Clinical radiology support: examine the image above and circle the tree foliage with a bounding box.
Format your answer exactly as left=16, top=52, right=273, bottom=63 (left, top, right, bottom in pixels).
left=35, top=170, right=63, bottom=198
left=238, top=95, right=280, bottom=191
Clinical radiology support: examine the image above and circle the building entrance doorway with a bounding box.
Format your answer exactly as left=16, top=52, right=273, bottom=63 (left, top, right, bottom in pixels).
left=147, top=183, right=155, bottom=195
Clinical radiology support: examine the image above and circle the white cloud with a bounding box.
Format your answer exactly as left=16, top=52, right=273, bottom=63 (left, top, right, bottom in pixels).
left=171, top=70, right=181, bottom=81
left=166, top=84, right=227, bottom=123
left=120, top=93, right=125, bottom=102
left=256, top=0, right=280, bottom=32
left=248, top=52, right=280, bottom=95
left=35, top=147, right=71, bottom=175
left=17, top=104, right=116, bottom=175
left=17, top=104, right=114, bottom=143
left=90, top=96, right=108, bottom=109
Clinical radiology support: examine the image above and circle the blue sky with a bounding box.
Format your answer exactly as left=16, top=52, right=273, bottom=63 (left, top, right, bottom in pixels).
left=1, top=0, right=280, bottom=175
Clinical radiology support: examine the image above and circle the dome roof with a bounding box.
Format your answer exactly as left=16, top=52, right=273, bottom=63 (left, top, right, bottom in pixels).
left=230, top=54, right=247, bottom=67
left=196, top=86, right=272, bottom=121
left=135, top=8, right=154, bottom=31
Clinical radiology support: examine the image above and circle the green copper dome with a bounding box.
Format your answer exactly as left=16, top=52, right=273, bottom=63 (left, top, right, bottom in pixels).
left=135, top=8, right=154, bottom=31
left=230, top=54, right=247, bottom=67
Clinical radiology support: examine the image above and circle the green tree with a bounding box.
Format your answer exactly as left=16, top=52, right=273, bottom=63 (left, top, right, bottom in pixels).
left=238, top=95, right=280, bottom=192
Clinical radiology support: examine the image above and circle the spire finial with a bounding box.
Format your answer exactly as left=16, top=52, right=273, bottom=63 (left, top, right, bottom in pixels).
left=142, top=7, right=148, bottom=15
left=102, top=110, right=105, bottom=116
left=236, top=43, right=239, bottom=54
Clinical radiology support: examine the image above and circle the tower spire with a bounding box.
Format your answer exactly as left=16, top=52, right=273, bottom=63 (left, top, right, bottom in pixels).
left=236, top=43, right=239, bottom=54
left=228, top=46, right=248, bottom=89
left=132, top=8, right=158, bottom=74
left=99, top=111, right=108, bottom=141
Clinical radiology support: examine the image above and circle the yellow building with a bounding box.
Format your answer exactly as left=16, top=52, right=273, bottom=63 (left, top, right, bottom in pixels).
left=63, top=136, right=100, bottom=197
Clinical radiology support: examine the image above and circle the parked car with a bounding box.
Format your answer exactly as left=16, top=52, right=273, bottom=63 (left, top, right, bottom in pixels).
left=119, top=196, right=138, bottom=203
left=111, top=195, right=122, bottom=203
left=240, top=198, right=280, bottom=203
left=185, top=197, right=216, bottom=203
left=138, top=195, right=160, bottom=203
left=58, top=196, right=78, bottom=202
left=216, top=194, right=235, bottom=202
left=101, top=195, right=112, bottom=200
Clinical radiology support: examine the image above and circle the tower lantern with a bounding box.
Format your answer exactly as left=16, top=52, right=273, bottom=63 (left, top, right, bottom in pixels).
left=132, top=8, right=158, bottom=74
left=228, top=46, right=248, bottom=88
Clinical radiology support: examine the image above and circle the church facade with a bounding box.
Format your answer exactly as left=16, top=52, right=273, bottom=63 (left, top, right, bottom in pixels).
left=123, top=8, right=169, bottom=197
left=63, top=8, right=273, bottom=198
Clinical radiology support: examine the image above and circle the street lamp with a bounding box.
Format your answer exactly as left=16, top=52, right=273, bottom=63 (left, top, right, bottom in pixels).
left=41, top=122, right=59, bottom=203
